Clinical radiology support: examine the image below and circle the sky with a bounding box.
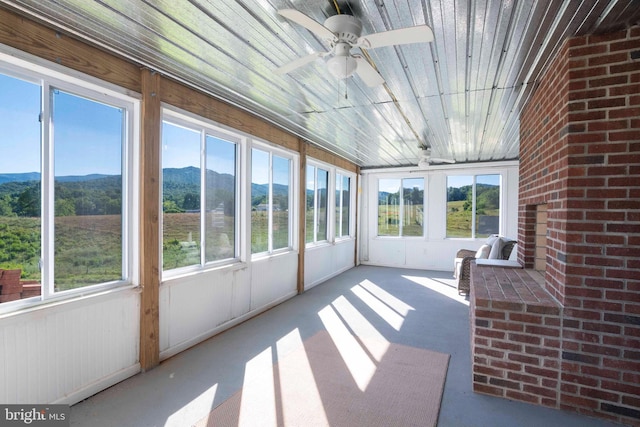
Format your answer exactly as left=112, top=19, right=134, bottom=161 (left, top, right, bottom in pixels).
left=377, top=174, right=500, bottom=194
left=0, top=73, right=123, bottom=176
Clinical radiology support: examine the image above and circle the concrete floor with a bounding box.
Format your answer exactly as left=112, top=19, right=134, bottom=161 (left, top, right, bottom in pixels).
left=70, top=266, right=618, bottom=427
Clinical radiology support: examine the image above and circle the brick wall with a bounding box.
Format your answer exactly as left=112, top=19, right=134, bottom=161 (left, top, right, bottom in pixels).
left=471, top=266, right=562, bottom=407
left=519, top=25, right=640, bottom=425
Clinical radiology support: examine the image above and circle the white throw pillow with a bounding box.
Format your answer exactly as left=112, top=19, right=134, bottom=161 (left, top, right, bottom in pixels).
left=486, top=234, right=500, bottom=247
left=475, top=244, right=492, bottom=259
left=508, top=243, right=518, bottom=261
left=488, top=237, right=505, bottom=259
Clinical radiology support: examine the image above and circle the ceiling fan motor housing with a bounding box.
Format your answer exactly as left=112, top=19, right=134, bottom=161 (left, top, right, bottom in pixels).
left=324, top=14, right=362, bottom=44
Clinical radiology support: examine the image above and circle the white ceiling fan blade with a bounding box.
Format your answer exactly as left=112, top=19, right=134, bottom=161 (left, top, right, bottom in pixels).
left=430, top=157, right=456, bottom=164
left=354, top=56, right=385, bottom=87
left=278, top=9, right=336, bottom=42
left=357, top=25, right=434, bottom=49
left=275, top=52, right=325, bottom=75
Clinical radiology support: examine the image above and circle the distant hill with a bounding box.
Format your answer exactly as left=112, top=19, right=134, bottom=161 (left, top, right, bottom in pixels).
left=0, top=172, right=116, bottom=185
left=0, top=167, right=292, bottom=216
left=0, top=172, right=41, bottom=184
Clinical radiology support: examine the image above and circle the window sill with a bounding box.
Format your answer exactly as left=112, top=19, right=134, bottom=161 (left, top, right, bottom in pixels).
left=0, top=283, right=138, bottom=320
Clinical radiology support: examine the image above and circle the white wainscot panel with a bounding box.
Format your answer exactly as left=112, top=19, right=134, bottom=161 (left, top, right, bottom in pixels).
left=250, top=252, right=298, bottom=310
left=161, top=266, right=251, bottom=359
left=334, top=239, right=356, bottom=273
left=366, top=239, right=406, bottom=267
left=0, top=288, right=140, bottom=405
left=405, top=239, right=479, bottom=271
left=304, top=240, right=355, bottom=290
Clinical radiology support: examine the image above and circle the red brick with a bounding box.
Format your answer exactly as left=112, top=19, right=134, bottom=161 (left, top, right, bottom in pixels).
left=579, top=387, right=620, bottom=402
left=525, top=325, right=561, bottom=337
left=505, top=390, right=540, bottom=404
left=473, top=383, right=504, bottom=397
left=562, top=373, right=599, bottom=387
left=587, top=97, right=626, bottom=109
left=601, top=379, right=640, bottom=395
left=523, top=384, right=558, bottom=399
left=610, top=107, right=640, bottom=119
left=589, top=75, right=628, bottom=88
left=611, top=39, right=640, bottom=52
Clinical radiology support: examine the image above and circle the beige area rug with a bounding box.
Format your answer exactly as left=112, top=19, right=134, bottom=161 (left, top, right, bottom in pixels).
left=196, top=331, right=450, bottom=427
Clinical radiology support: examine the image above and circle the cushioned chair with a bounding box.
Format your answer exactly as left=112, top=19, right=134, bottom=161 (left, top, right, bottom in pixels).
left=455, top=236, right=517, bottom=295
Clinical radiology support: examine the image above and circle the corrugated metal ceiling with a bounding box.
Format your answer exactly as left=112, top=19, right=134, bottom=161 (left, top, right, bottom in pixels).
left=2, top=0, right=639, bottom=168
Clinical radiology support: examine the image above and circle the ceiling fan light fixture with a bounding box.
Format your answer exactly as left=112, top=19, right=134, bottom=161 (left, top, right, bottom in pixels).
left=326, top=55, right=357, bottom=79
left=418, top=156, right=430, bottom=169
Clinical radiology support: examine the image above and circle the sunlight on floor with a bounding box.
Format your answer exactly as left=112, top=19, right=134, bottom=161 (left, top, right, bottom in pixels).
left=234, top=276, right=427, bottom=424
left=168, top=383, right=218, bottom=427
left=351, top=284, right=405, bottom=330
left=276, top=329, right=329, bottom=426
left=402, top=275, right=469, bottom=306
left=318, top=304, right=377, bottom=391
left=238, top=347, right=276, bottom=426
left=359, top=279, right=414, bottom=316
left=331, top=295, right=389, bottom=361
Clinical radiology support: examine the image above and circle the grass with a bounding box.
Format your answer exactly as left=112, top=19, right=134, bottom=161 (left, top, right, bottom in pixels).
left=378, top=204, right=423, bottom=237
left=446, top=200, right=499, bottom=238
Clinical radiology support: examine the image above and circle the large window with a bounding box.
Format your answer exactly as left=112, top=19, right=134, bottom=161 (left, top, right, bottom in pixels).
left=0, top=64, right=136, bottom=307
left=446, top=174, right=501, bottom=238
left=377, top=178, right=424, bottom=237
left=306, top=165, right=329, bottom=244
left=162, top=113, right=238, bottom=272
left=251, top=147, right=292, bottom=255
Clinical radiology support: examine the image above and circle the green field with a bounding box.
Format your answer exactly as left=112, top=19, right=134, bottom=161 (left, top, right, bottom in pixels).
left=446, top=200, right=499, bottom=238
left=378, top=204, right=423, bottom=236
left=0, top=215, right=122, bottom=291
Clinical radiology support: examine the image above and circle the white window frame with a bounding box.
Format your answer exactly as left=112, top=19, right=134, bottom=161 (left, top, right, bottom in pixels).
left=306, top=159, right=331, bottom=246
left=335, top=169, right=356, bottom=241
left=445, top=173, right=503, bottom=239
left=375, top=176, right=426, bottom=238
left=0, top=48, right=140, bottom=314
left=249, top=140, right=297, bottom=258
left=306, top=159, right=356, bottom=246
left=161, top=107, right=243, bottom=278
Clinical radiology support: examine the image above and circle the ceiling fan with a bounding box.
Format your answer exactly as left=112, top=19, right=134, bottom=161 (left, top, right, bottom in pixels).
left=275, top=9, right=434, bottom=87
left=417, top=146, right=455, bottom=169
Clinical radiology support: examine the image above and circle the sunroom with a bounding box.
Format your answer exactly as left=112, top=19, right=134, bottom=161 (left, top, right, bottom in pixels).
left=0, top=1, right=638, bottom=426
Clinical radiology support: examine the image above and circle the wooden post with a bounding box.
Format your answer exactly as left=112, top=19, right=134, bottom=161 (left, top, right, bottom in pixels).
left=139, top=68, right=161, bottom=371
left=297, top=140, right=307, bottom=294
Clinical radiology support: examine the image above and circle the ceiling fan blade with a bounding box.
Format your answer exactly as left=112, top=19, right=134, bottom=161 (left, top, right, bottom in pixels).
left=278, top=9, right=336, bottom=42
left=275, top=52, right=325, bottom=75
left=354, top=56, right=385, bottom=87
left=357, top=25, right=434, bottom=49
left=430, top=157, right=456, bottom=164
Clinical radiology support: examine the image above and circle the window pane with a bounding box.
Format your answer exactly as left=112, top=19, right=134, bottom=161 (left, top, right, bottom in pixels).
left=162, top=122, right=201, bottom=270
left=251, top=148, right=269, bottom=253
left=316, top=168, right=328, bottom=242
left=447, top=176, right=473, bottom=238
left=305, top=166, right=315, bottom=244
left=476, top=175, right=500, bottom=238
left=205, top=135, right=236, bottom=262
left=272, top=155, right=290, bottom=250
left=335, top=174, right=342, bottom=237
left=335, top=174, right=350, bottom=238
left=53, top=89, right=123, bottom=290
left=0, top=73, right=41, bottom=301
left=378, top=179, right=400, bottom=236
left=402, top=178, right=424, bottom=236
left=342, top=175, right=350, bottom=237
